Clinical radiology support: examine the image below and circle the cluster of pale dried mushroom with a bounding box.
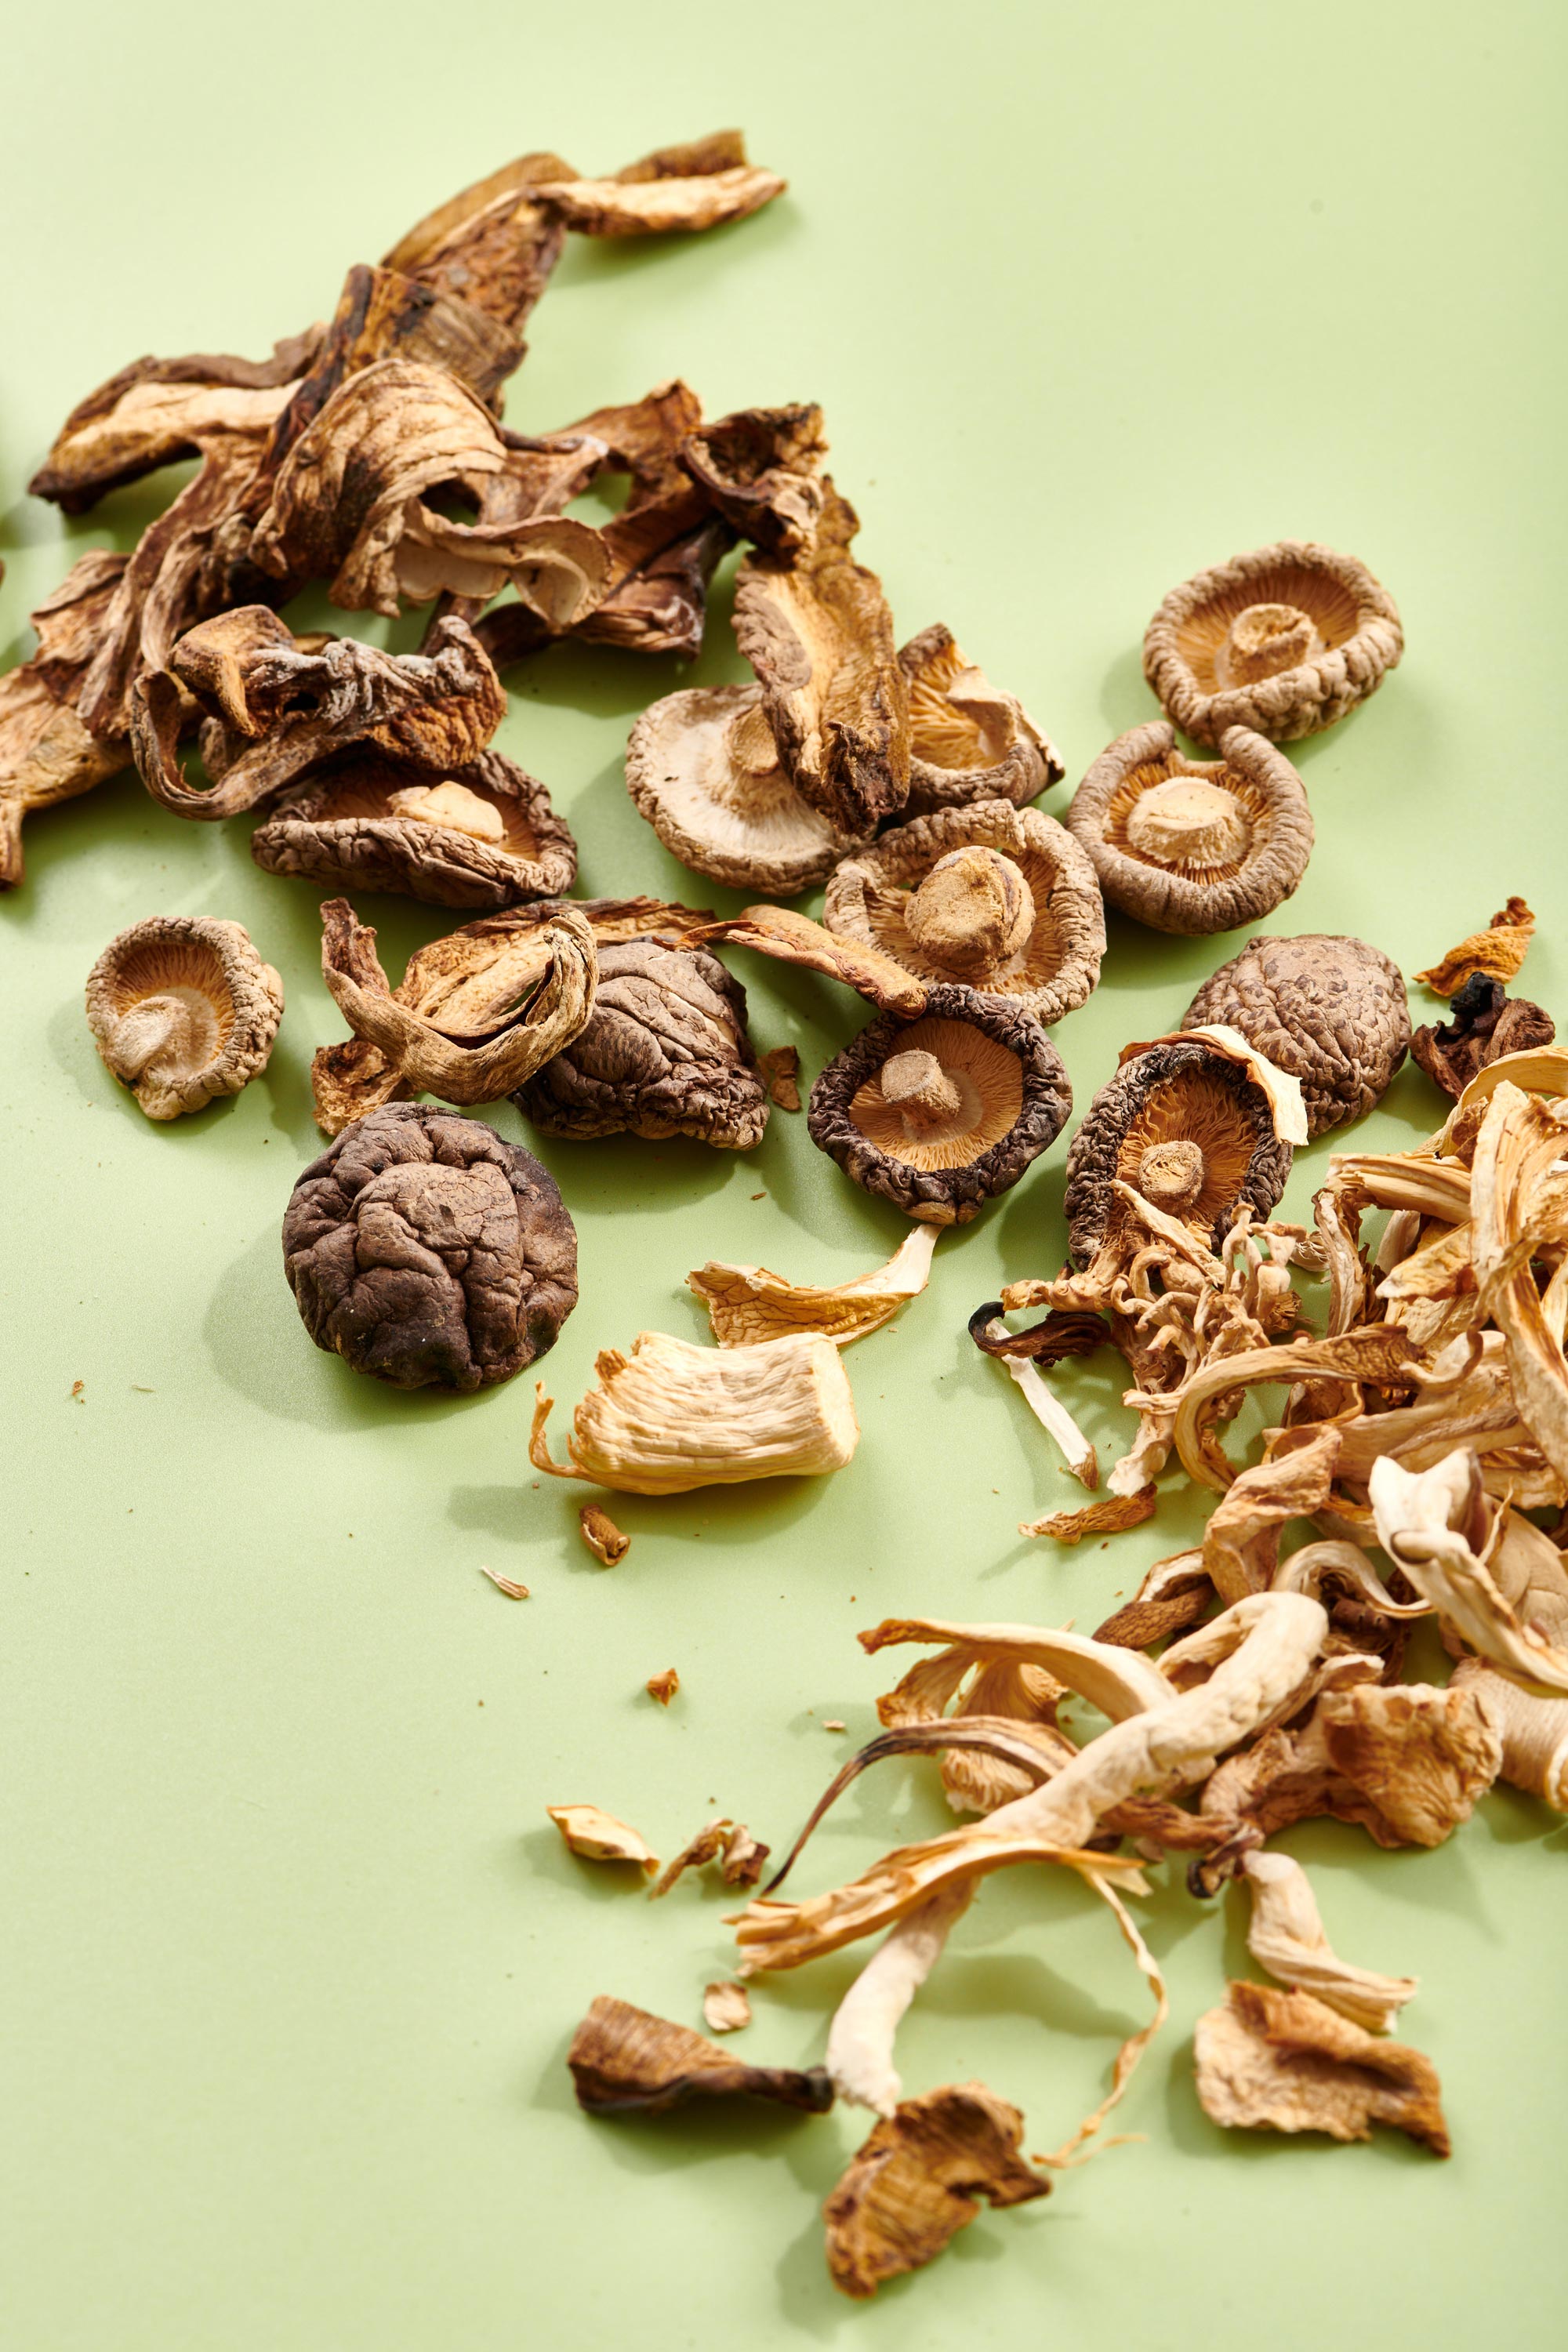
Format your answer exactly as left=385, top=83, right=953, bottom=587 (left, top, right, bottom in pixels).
left=9, top=133, right=1563, bottom=2304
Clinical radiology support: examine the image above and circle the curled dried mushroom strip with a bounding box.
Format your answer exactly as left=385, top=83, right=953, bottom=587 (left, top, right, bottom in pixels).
left=689, top=1226, right=938, bottom=1348
left=1240, top=1853, right=1417, bottom=2032
left=1193, top=1982, right=1448, bottom=2154
left=85, top=916, right=282, bottom=1120
left=1414, top=896, right=1536, bottom=996
left=568, top=1996, right=831, bottom=2118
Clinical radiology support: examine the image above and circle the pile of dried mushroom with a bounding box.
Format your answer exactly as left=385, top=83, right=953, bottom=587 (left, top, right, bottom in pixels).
left=6, top=133, right=1563, bottom=2304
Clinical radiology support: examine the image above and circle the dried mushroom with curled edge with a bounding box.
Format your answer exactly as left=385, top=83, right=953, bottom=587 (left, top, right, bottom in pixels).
left=1414, top=896, right=1537, bottom=996
left=1410, top=973, right=1555, bottom=1099
left=808, top=991, right=1073, bottom=1225
left=1143, top=540, right=1404, bottom=746
left=530, top=131, right=786, bottom=238
left=85, top=916, right=283, bottom=1121
left=283, top=1103, right=576, bottom=1391
left=823, top=799, right=1105, bottom=1023
left=0, top=551, right=131, bottom=889
left=568, top=1996, right=830, bottom=2118
left=899, top=624, right=1063, bottom=815
left=1193, top=1982, right=1448, bottom=2155
left=824, top=2083, right=1049, bottom=2299
left=1183, top=933, right=1411, bottom=1138
left=1066, top=720, right=1313, bottom=935
left=625, top=684, right=863, bottom=895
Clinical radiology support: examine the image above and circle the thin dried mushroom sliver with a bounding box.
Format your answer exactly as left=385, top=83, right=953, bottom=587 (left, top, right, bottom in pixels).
left=0, top=551, right=131, bottom=887
left=651, top=1818, right=771, bottom=1899
left=1369, top=1448, right=1568, bottom=1693
left=1193, top=1981, right=1449, bottom=2155
left=970, top=1307, right=1098, bottom=1488
left=1469, top=1082, right=1568, bottom=1488
left=1240, top=1853, right=1417, bottom=2032
left=547, top=1805, right=659, bottom=1874
left=1022, top=1488, right=1156, bottom=1544
left=568, top=1995, right=831, bottom=2118
left=1414, top=897, right=1537, bottom=996
left=529, top=157, right=786, bottom=238
left=85, top=916, right=283, bottom=1121
left=688, top=1225, right=938, bottom=1348
left=578, top=1505, right=630, bottom=1566
left=823, top=2083, right=1048, bottom=2299
left=688, top=905, right=928, bottom=1016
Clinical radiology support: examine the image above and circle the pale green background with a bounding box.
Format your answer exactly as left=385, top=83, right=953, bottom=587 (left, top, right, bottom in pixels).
left=4, top=3, right=1566, bottom=2345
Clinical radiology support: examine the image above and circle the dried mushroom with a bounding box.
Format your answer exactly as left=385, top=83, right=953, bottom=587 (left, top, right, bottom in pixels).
left=646, top=1668, right=681, bottom=1708
left=703, top=1983, right=752, bottom=2034
left=282, top=1104, right=576, bottom=1390
left=1183, top=933, right=1410, bottom=1139
left=823, top=2084, right=1048, bottom=2299
left=529, top=1330, right=859, bottom=1494
left=1065, top=720, right=1313, bottom=935
left=626, top=684, right=862, bottom=896
left=578, top=1505, right=630, bottom=1567
left=808, top=990, right=1073, bottom=1225
left=689, top=1226, right=938, bottom=1348
left=1450, top=1661, right=1568, bottom=1809
left=547, top=1805, right=659, bottom=1874
left=568, top=1996, right=831, bottom=2118
left=1142, top=540, right=1404, bottom=746
left=823, top=799, right=1105, bottom=1023
left=1414, top=896, right=1536, bottom=995
left=1240, top=1853, right=1417, bottom=2032
left=1410, top=972, right=1555, bottom=1098
left=1193, top=1982, right=1448, bottom=2154
left=651, top=1818, right=770, bottom=1899
left=529, top=134, right=786, bottom=238
left=0, top=551, right=131, bottom=888
left=898, top=624, right=1062, bottom=816
left=85, top=916, right=283, bottom=1121
left=678, top=401, right=827, bottom=554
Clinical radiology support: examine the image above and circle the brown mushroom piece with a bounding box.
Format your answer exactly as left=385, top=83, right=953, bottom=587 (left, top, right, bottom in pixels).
left=567, top=1995, right=830, bottom=2118
left=808, top=990, right=1073, bottom=1225
left=85, top=916, right=283, bottom=1121
left=1410, top=973, right=1557, bottom=1099
left=1142, top=540, right=1403, bottom=746
left=1183, top=934, right=1412, bottom=1139
left=282, top=1102, right=576, bottom=1390
left=898, top=624, right=1063, bottom=816
left=625, top=683, right=863, bottom=895
left=823, top=798, right=1105, bottom=1023
left=0, top=550, right=131, bottom=889
left=1065, top=720, right=1313, bottom=935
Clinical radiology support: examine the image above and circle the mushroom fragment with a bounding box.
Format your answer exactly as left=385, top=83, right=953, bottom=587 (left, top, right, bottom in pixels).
left=703, top=1983, right=752, bottom=2034
left=568, top=1996, right=832, bottom=2118
left=898, top=623, right=1063, bottom=815
left=528, top=132, right=786, bottom=238
left=1240, top=1853, right=1417, bottom=2032
left=1184, top=934, right=1412, bottom=1139
left=578, top=1506, right=630, bottom=1566
left=823, top=798, right=1105, bottom=1022
left=1369, top=1450, right=1568, bottom=1693
left=823, top=2084, right=1049, bottom=2299
left=1142, top=541, right=1404, bottom=746
left=0, top=551, right=131, bottom=888
left=646, top=1668, right=681, bottom=1708
left=678, top=401, right=827, bottom=554
left=625, top=684, right=863, bottom=896
left=1410, top=973, right=1555, bottom=1098
left=529, top=1330, right=859, bottom=1494
left=651, top=1819, right=771, bottom=1899
left=1065, top=720, right=1314, bottom=934
left=282, top=1105, right=577, bottom=1390
left=1414, top=897, right=1537, bottom=996
left=756, top=1046, right=801, bottom=1109
left=1193, top=1983, right=1448, bottom=2154
left=85, top=916, right=283, bottom=1120
left=1450, top=1661, right=1568, bottom=1808
left=688, top=1226, right=938, bottom=1348
left=547, top=1806, right=659, bottom=1874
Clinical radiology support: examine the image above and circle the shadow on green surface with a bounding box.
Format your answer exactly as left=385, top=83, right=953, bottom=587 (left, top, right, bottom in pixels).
left=1098, top=642, right=1156, bottom=742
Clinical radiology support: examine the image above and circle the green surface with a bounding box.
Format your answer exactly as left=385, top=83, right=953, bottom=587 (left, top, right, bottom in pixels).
left=4, top=3, right=1566, bottom=2345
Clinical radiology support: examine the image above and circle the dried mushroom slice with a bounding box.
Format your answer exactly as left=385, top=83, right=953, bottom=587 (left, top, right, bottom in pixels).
left=85, top=916, right=283, bottom=1121
left=530, top=132, right=786, bottom=237
left=626, top=683, right=862, bottom=896
left=283, top=1103, right=576, bottom=1391
left=0, top=551, right=131, bottom=887
left=29, top=338, right=319, bottom=512
left=679, top=402, right=826, bottom=554
left=1410, top=973, right=1556, bottom=1099
left=568, top=1995, right=830, bottom=2118
left=1065, top=720, right=1313, bottom=935
left=1414, top=896, right=1537, bottom=996
left=823, top=2084, right=1048, bottom=2299
left=547, top=1805, right=658, bottom=1873
left=823, top=798, right=1105, bottom=1023
left=689, top=1227, right=938, bottom=1348
left=899, top=624, right=1063, bottom=816
left=1240, top=1853, right=1417, bottom=2033
left=808, top=989, right=1073, bottom=1226
left=1193, top=1982, right=1448, bottom=2154
left=381, top=148, right=579, bottom=339
left=1143, top=540, right=1404, bottom=746
left=1184, top=934, right=1411, bottom=1139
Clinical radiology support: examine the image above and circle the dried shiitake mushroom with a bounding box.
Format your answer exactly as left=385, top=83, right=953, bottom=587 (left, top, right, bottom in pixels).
left=1410, top=974, right=1556, bottom=1099
left=85, top=916, right=283, bottom=1121
left=0, top=551, right=131, bottom=889
left=283, top=1103, right=576, bottom=1390
left=808, top=990, right=1073, bottom=1225
left=1183, top=934, right=1411, bottom=1139
left=1143, top=540, right=1404, bottom=746
left=822, top=798, right=1105, bottom=1023
left=1065, top=720, right=1313, bottom=935
left=899, top=624, right=1063, bottom=816
left=625, top=684, right=862, bottom=896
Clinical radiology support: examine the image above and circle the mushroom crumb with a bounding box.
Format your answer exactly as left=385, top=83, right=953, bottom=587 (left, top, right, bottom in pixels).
left=823, top=2083, right=1049, bottom=2299
left=650, top=1817, right=769, bottom=1896
left=1410, top=974, right=1555, bottom=1098
left=1193, top=1982, right=1449, bottom=2155
left=1414, top=896, right=1537, bottom=996
left=546, top=1805, right=659, bottom=1874
left=756, top=1045, right=801, bottom=1109
left=702, top=1981, right=752, bottom=2034
left=578, top=1506, right=630, bottom=1566
left=480, top=1566, right=530, bottom=1599
left=646, top=1668, right=681, bottom=1707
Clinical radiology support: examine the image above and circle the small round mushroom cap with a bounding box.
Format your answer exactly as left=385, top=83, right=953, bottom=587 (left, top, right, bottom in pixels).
left=1143, top=541, right=1403, bottom=746
left=1065, top=720, right=1312, bottom=936
left=282, top=1103, right=577, bottom=1391
left=626, top=684, right=864, bottom=897
left=1183, top=934, right=1412, bottom=1139
left=1063, top=1039, right=1294, bottom=1265
left=898, top=624, right=1064, bottom=815
left=250, top=746, right=577, bottom=911
left=85, top=915, right=283, bottom=1121
left=807, top=986, right=1073, bottom=1225
left=823, top=799, right=1105, bottom=1022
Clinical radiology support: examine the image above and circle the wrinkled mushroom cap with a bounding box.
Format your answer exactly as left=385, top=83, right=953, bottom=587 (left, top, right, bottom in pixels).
left=1185, top=934, right=1411, bottom=1138
left=808, top=986, right=1073, bottom=1225
left=1065, top=720, right=1313, bottom=935
left=626, top=683, right=863, bottom=895
left=1143, top=540, right=1403, bottom=747
left=899, top=624, right=1063, bottom=816
left=85, top=915, right=283, bottom=1120
left=1063, top=1038, right=1294, bottom=1263
left=823, top=798, right=1105, bottom=1024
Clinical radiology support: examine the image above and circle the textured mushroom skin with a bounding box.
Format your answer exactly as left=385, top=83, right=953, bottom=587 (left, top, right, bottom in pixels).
left=1184, top=935, right=1411, bottom=1139
left=1063, top=1042, right=1293, bottom=1264
left=513, top=938, right=768, bottom=1147
left=283, top=1104, right=577, bottom=1389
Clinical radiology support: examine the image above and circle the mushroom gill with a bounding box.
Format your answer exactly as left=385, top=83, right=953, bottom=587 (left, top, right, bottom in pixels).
left=626, top=682, right=859, bottom=895
left=85, top=916, right=283, bottom=1120
left=848, top=1022, right=1024, bottom=1171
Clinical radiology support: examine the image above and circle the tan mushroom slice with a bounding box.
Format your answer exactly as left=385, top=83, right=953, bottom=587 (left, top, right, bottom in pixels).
left=381, top=147, right=578, bottom=336
left=546, top=1805, right=659, bottom=1875
left=1450, top=1661, right=1568, bottom=1807
left=626, top=684, right=864, bottom=895
left=678, top=401, right=826, bottom=554
left=823, top=2084, right=1049, bottom=2299
left=1066, top=720, right=1313, bottom=935
left=1185, top=934, right=1411, bottom=1138
left=702, top=1983, right=752, bottom=2034
left=1240, top=1853, right=1417, bottom=2032
left=824, top=798, right=1105, bottom=1022
left=689, top=904, right=928, bottom=1015
left=1414, top=895, right=1537, bottom=996
left=29, top=349, right=313, bottom=513
left=85, top=916, right=283, bottom=1121
left=568, top=1995, right=831, bottom=2118
left=1369, top=1448, right=1568, bottom=1693
left=532, top=129, right=786, bottom=237
left=1195, top=1982, right=1448, bottom=2154
left=898, top=623, right=1063, bottom=815
left=688, top=1226, right=938, bottom=1348
left=0, top=550, right=131, bottom=888
left=578, top=1506, right=630, bottom=1568
left=1143, top=540, right=1403, bottom=746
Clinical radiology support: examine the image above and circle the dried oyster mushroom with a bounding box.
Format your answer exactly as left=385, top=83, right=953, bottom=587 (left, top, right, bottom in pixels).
left=625, top=683, right=862, bottom=896
left=823, top=2083, right=1048, bottom=2299
left=808, top=990, right=1073, bottom=1226
left=1414, top=896, right=1537, bottom=996
left=1184, top=933, right=1411, bottom=1140
left=1194, top=1982, right=1448, bottom=2154
left=0, top=550, right=132, bottom=888
left=282, top=1104, right=577, bottom=1390
left=85, top=916, right=283, bottom=1121
left=823, top=798, right=1105, bottom=1022
left=568, top=1995, right=831, bottom=2118
left=1065, top=720, right=1313, bottom=935
left=1450, top=1661, right=1568, bottom=1809
left=689, top=1226, right=938, bottom=1348
left=1410, top=973, right=1555, bottom=1098
left=1142, top=540, right=1404, bottom=746
left=898, top=624, right=1063, bottom=816
left=1240, top=1853, right=1417, bottom=2033
left=547, top=1805, right=659, bottom=1873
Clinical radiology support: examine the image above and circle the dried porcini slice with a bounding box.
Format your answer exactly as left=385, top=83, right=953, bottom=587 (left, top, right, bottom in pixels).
left=1, top=551, right=133, bottom=887
left=898, top=623, right=1063, bottom=816
left=808, top=989, right=1073, bottom=1226
left=568, top=1995, right=831, bottom=2118
left=1184, top=933, right=1412, bottom=1139
left=29, top=350, right=314, bottom=514
left=1193, top=1982, right=1448, bottom=2154
left=1065, top=720, right=1313, bottom=935
left=1410, top=972, right=1556, bottom=1098
left=1142, top=540, right=1404, bottom=746
left=823, top=2083, right=1048, bottom=2299
left=282, top=1104, right=577, bottom=1391
left=678, top=401, right=827, bottom=555
left=689, top=1226, right=938, bottom=1348
left=85, top=916, right=283, bottom=1121
left=1414, top=896, right=1537, bottom=996
left=530, top=133, right=786, bottom=238
left=547, top=1805, right=659, bottom=1874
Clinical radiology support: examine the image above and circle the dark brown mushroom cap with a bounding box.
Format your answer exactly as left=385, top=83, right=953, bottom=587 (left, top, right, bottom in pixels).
left=899, top=624, right=1063, bottom=816
left=282, top=1103, right=577, bottom=1391
left=807, top=987, right=1073, bottom=1226
left=1183, top=934, right=1412, bottom=1139
left=1142, top=540, right=1403, bottom=747
left=1063, top=1040, right=1293, bottom=1265
left=1409, top=973, right=1558, bottom=1100
left=1065, top=720, right=1312, bottom=936
left=513, top=936, right=768, bottom=1148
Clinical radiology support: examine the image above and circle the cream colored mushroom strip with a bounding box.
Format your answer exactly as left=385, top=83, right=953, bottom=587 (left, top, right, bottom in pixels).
left=1449, top=1661, right=1568, bottom=1806
left=1369, top=1450, right=1568, bottom=1695
left=1240, top=1853, right=1417, bottom=2034
left=975, top=1312, right=1098, bottom=1489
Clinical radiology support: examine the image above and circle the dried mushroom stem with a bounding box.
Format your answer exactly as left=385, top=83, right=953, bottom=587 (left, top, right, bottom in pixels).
left=1240, top=1853, right=1417, bottom=2033
left=1123, top=776, right=1250, bottom=867
left=879, top=1049, right=968, bottom=1138
left=902, top=847, right=1035, bottom=975
left=1218, top=601, right=1323, bottom=687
